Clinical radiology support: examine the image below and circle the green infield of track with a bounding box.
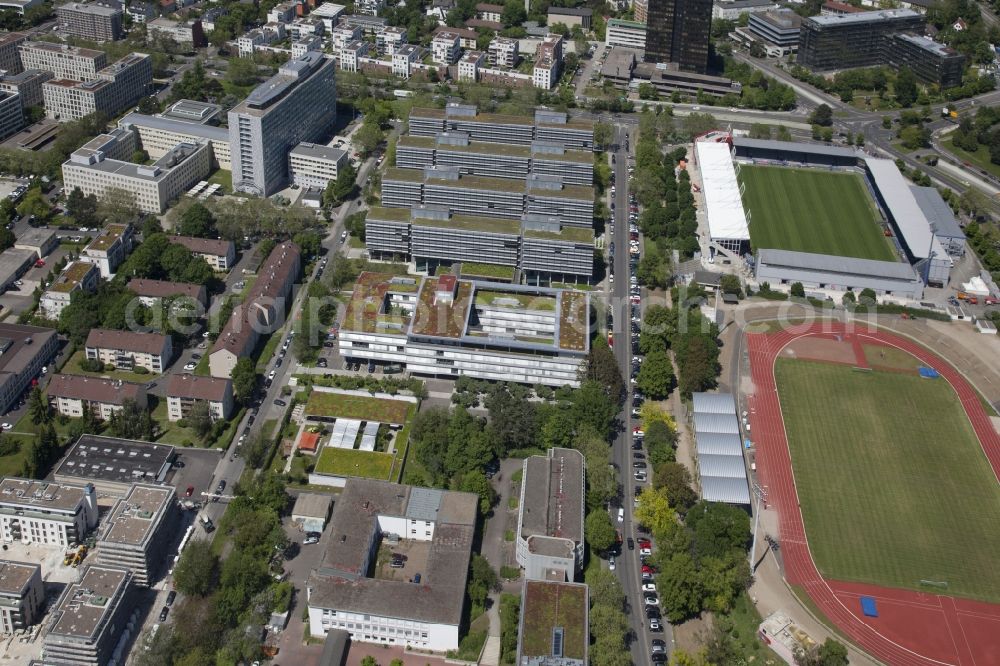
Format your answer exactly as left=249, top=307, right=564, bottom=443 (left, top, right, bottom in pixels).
left=775, top=359, right=1000, bottom=603
left=740, top=166, right=896, bottom=261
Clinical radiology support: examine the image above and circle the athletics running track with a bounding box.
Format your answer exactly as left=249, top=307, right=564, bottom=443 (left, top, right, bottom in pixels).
left=746, top=322, right=1000, bottom=666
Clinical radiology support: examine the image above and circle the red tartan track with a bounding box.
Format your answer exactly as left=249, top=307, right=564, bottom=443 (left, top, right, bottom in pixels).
left=746, top=322, right=1000, bottom=666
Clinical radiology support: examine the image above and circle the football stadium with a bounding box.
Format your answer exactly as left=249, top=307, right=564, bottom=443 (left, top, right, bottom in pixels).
left=693, top=137, right=964, bottom=300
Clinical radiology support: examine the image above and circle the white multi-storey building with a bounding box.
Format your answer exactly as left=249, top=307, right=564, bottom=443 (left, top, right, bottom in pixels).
left=292, top=34, right=324, bottom=59
left=0, top=478, right=98, bottom=547
left=79, top=217, right=134, bottom=277
left=377, top=25, right=406, bottom=54
left=487, top=36, right=519, bottom=67
left=289, top=142, right=347, bottom=189
left=431, top=31, right=461, bottom=64
left=42, top=52, right=152, bottom=122
left=18, top=41, right=107, bottom=81
left=56, top=1, right=124, bottom=41
left=392, top=44, right=422, bottom=78
left=457, top=50, right=484, bottom=81
left=39, top=261, right=100, bottom=320
left=118, top=111, right=231, bottom=169
left=339, top=39, right=369, bottom=72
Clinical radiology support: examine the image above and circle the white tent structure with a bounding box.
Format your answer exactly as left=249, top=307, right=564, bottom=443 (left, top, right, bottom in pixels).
left=696, top=141, right=750, bottom=255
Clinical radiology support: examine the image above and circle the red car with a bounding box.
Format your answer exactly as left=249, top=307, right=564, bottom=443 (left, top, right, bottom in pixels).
left=185, top=486, right=194, bottom=498
left=637, top=538, right=652, bottom=549
left=34, top=259, right=45, bottom=268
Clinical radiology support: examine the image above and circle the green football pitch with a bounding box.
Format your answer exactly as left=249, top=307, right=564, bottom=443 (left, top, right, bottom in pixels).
left=775, top=359, right=1000, bottom=603
left=740, top=166, right=896, bottom=261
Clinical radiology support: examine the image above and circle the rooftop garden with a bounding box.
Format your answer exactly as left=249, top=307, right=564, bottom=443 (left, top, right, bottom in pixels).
left=520, top=582, right=588, bottom=660
left=558, top=291, right=588, bottom=352
left=341, top=272, right=417, bottom=334
left=426, top=174, right=526, bottom=194
left=523, top=226, right=594, bottom=244
left=410, top=278, right=473, bottom=339
left=314, top=447, right=396, bottom=481
left=304, top=390, right=414, bottom=424
left=384, top=167, right=424, bottom=182
left=460, top=262, right=516, bottom=281
left=413, top=213, right=520, bottom=235
left=475, top=289, right=556, bottom=311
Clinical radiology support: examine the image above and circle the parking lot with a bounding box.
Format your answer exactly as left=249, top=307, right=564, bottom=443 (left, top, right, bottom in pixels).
left=165, top=448, right=226, bottom=504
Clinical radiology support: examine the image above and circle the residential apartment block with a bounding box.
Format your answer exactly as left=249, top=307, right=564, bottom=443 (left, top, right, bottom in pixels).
left=392, top=44, right=423, bottom=78
left=127, top=277, right=207, bottom=307
left=457, top=50, right=485, bottom=82
left=47, top=374, right=148, bottom=420
left=0, top=68, right=54, bottom=108
left=53, top=435, right=176, bottom=497
left=43, top=566, right=137, bottom=666
left=0, top=560, right=43, bottom=635
left=487, top=36, right=519, bottom=67
left=0, top=478, right=99, bottom=547
left=229, top=52, right=336, bottom=196
left=431, top=30, right=461, bottom=64
left=209, top=242, right=300, bottom=377
left=42, top=52, right=152, bottom=121
left=409, top=104, right=594, bottom=151
left=381, top=167, right=594, bottom=228
left=533, top=34, right=563, bottom=90
left=166, top=373, right=234, bottom=421
left=95, top=484, right=177, bottom=586
left=56, top=2, right=124, bottom=41
left=338, top=273, right=591, bottom=386
left=78, top=220, right=134, bottom=277
left=395, top=133, right=593, bottom=185
left=63, top=131, right=210, bottom=214
left=377, top=25, right=407, bottom=54
left=0, top=324, right=58, bottom=414
left=147, top=17, right=207, bottom=48
left=289, top=142, right=347, bottom=189
left=166, top=235, right=236, bottom=271
left=85, top=328, right=173, bottom=373
left=0, top=31, right=27, bottom=74
left=516, top=448, right=585, bottom=580
left=307, top=479, right=477, bottom=651
left=18, top=41, right=107, bottom=81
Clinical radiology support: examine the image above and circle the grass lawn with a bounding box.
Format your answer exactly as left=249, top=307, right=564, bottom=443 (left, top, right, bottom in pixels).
left=775, top=359, right=1000, bottom=602
left=943, top=136, right=1000, bottom=181
left=255, top=329, right=285, bottom=373
left=314, top=447, right=395, bottom=479
left=0, top=436, right=33, bottom=477
left=304, top=391, right=412, bottom=424
left=63, top=350, right=159, bottom=384
left=206, top=168, right=233, bottom=194
left=740, top=166, right=896, bottom=261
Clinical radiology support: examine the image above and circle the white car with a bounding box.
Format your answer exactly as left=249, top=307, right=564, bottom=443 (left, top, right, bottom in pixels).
left=640, top=546, right=652, bottom=556
left=642, top=583, right=657, bottom=593
left=268, top=370, right=276, bottom=380
left=183, top=362, right=197, bottom=371
left=617, top=507, right=624, bottom=523
left=644, top=594, right=659, bottom=606
left=609, top=555, right=616, bottom=571
left=0, top=423, right=10, bottom=430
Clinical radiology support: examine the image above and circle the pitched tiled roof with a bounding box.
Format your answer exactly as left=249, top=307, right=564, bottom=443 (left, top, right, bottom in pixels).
left=167, top=235, right=234, bottom=257
left=47, top=374, right=144, bottom=405
left=85, top=329, right=170, bottom=355
left=166, top=373, right=231, bottom=402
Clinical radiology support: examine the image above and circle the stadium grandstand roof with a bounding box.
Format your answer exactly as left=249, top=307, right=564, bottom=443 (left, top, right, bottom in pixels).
left=695, top=432, right=744, bottom=457
left=701, top=476, right=751, bottom=505
left=910, top=185, right=964, bottom=240
left=863, top=158, right=945, bottom=261
left=692, top=392, right=735, bottom=414
left=757, top=249, right=921, bottom=281
left=732, top=137, right=859, bottom=159
left=696, top=141, right=749, bottom=243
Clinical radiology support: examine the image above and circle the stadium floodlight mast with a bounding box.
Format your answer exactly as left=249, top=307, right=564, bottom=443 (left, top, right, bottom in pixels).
left=749, top=481, right=769, bottom=572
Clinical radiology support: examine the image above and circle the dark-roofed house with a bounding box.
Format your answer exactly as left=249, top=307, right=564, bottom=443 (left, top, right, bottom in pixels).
left=0, top=560, right=44, bottom=634
left=516, top=447, right=585, bottom=581
left=166, top=374, right=234, bottom=421
left=85, top=328, right=172, bottom=373
left=167, top=235, right=236, bottom=271
left=53, top=435, right=176, bottom=496
left=307, top=479, right=477, bottom=652
left=547, top=5, right=592, bottom=29
left=209, top=241, right=300, bottom=378
left=127, top=278, right=208, bottom=307
left=42, top=565, right=137, bottom=665
left=0, top=323, right=58, bottom=414
left=95, top=484, right=177, bottom=586
left=47, top=374, right=148, bottom=420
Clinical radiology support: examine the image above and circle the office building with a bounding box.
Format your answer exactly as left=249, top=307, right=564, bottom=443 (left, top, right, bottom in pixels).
left=395, top=133, right=593, bottom=185
left=797, top=9, right=925, bottom=71
left=85, top=328, right=173, bottom=373
left=229, top=52, right=336, bottom=196
left=165, top=373, right=234, bottom=421
left=307, top=479, right=477, bottom=651
left=53, top=435, right=176, bottom=496
left=516, top=448, right=585, bottom=580
left=0, top=478, right=99, bottom=547
left=126, top=1, right=156, bottom=24
left=166, top=235, right=236, bottom=271
left=884, top=32, right=965, bottom=88
left=42, top=53, right=152, bottom=122
left=516, top=581, right=589, bottom=666
left=56, top=2, right=124, bottom=41
left=0, top=324, right=58, bottom=415
left=712, top=0, right=774, bottom=20
left=0, top=90, right=22, bottom=140
left=0, top=560, right=43, bottom=635
left=0, top=32, right=26, bottom=74
left=78, top=220, right=133, bottom=278
left=43, top=566, right=137, bottom=666
left=95, top=484, right=177, bottom=586
left=0, top=69, right=53, bottom=108
left=18, top=41, right=107, bottom=81
left=119, top=110, right=231, bottom=169
left=147, top=17, right=207, bottom=48
left=606, top=19, right=648, bottom=50
left=747, top=9, right=802, bottom=54
left=409, top=104, right=594, bottom=151
left=40, top=261, right=100, bottom=320
left=339, top=274, right=591, bottom=386
left=127, top=278, right=207, bottom=307
left=64, top=135, right=210, bottom=214
left=313, top=2, right=347, bottom=30
left=47, top=374, right=147, bottom=420
left=645, top=0, right=713, bottom=73
left=288, top=142, right=347, bottom=189
left=13, top=227, right=58, bottom=257
left=487, top=36, right=518, bottom=67
left=210, top=242, right=300, bottom=377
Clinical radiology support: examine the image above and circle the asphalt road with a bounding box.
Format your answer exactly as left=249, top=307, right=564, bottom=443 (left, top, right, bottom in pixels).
left=607, top=123, right=670, bottom=666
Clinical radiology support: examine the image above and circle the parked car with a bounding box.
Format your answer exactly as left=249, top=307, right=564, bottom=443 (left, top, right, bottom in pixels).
left=185, top=486, right=194, bottom=498
left=215, top=480, right=226, bottom=495
left=617, top=507, right=624, bottom=523
left=159, top=606, right=169, bottom=622
left=166, top=591, right=177, bottom=606
left=274, top=399, right=287, bottom=407
left=608, top=555, right=616, bottom=571
left=183, top=362, right=197, bottom=371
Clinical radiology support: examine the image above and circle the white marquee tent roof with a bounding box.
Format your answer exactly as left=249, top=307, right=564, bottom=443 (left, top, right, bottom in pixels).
left=696, top=140, right=749, bottom=243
